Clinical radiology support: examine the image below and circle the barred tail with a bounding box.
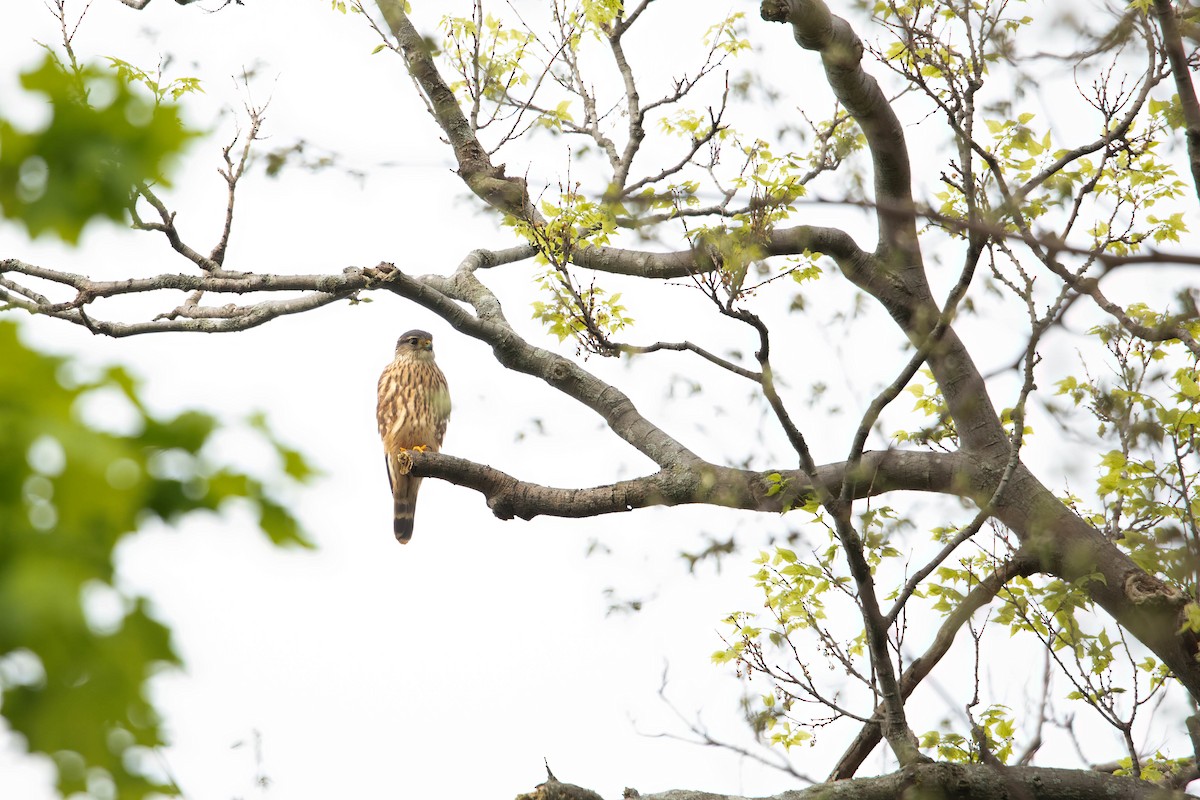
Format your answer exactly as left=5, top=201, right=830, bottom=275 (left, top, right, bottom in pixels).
left=394, top=496, right=415, bottom=543
left=392, top=476, right=422, bottom=544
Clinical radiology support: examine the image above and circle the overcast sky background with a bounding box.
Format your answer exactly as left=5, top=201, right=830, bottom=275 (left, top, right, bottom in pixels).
left=2, top=1, right=1199, bottom=798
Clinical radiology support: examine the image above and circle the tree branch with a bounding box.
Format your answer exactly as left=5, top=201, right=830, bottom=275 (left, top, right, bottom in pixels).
left=374, top=0, right=533, bottom=217
left=385, top=263, right=699, bottom=470
left=130, top=182, right=220, bottom=272
left=1153, top=0, right=1200, bottom=202
left=407, top=449, right=971, bottom=521
left=565, top=223, right=869, bottom=279
left=760, top=0, right=919, bottom=260
left=211, top=105, right=265, bottom=267
left=832, top=552, right=1039, bottom=780
left=599, top=762, right=1191, bottom=800
left=617, top=339, right=762, bottom=381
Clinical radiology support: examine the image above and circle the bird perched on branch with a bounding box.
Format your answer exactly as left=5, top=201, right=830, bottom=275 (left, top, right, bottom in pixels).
left=376, top=329, right=451, bottom=543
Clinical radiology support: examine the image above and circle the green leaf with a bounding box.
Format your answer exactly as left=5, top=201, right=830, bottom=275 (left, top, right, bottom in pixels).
left=1178, top=371, right=1200, bottom=399
left=0, top=54, right=200, bottom=243
left=0, top=320, right=317, bottom=797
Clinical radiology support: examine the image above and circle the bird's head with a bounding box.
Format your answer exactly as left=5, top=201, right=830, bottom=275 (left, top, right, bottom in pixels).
left=395, top=329, right=436, bottom=361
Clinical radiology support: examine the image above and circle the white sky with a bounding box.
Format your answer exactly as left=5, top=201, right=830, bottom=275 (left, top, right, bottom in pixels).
left=2, top=1, right=1199, bottom=798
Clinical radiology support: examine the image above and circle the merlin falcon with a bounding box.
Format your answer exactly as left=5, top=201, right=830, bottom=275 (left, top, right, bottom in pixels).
left=376, top=329, right=451, bottom=543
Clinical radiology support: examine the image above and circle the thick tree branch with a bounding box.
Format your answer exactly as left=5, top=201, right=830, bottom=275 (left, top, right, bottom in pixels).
left=840, top=235, right=985, bottom=487
left=417, top=443, right=1200, bottom=737
left=987, top=466, right=1200, bottom=698
left=566, top=223, right=868, bottom=279
left=817, top=195, right=1200, bottom=269
left=753, top=7, right=1200, bottom=703
left=374, top=0, right=533, bottom=217
left=760, top=0, right=918, bottom=260
left=824, top=196, right=1200, bottom=352
left=1153, top=0, right=1200, bottom=202
left=0, top=258, right=365, bottom=336
left=0, top=246, right=523, bottom=337
left=590, top=762, right=1191, bottom=800
left=0, top=223, right=870, bottom=331
left=8, top=2, right=1200, bottom=796
left=0, top=259, right=369, bottom=298
left=761, top=2, right=1008, bottom=460
left=408, top=449, right=970, bottom=521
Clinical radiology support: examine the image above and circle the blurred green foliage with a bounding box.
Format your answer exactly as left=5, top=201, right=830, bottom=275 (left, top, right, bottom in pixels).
left=0, top=52, right=199, bottom=243
left=0, top=321, right=314, bottom=798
